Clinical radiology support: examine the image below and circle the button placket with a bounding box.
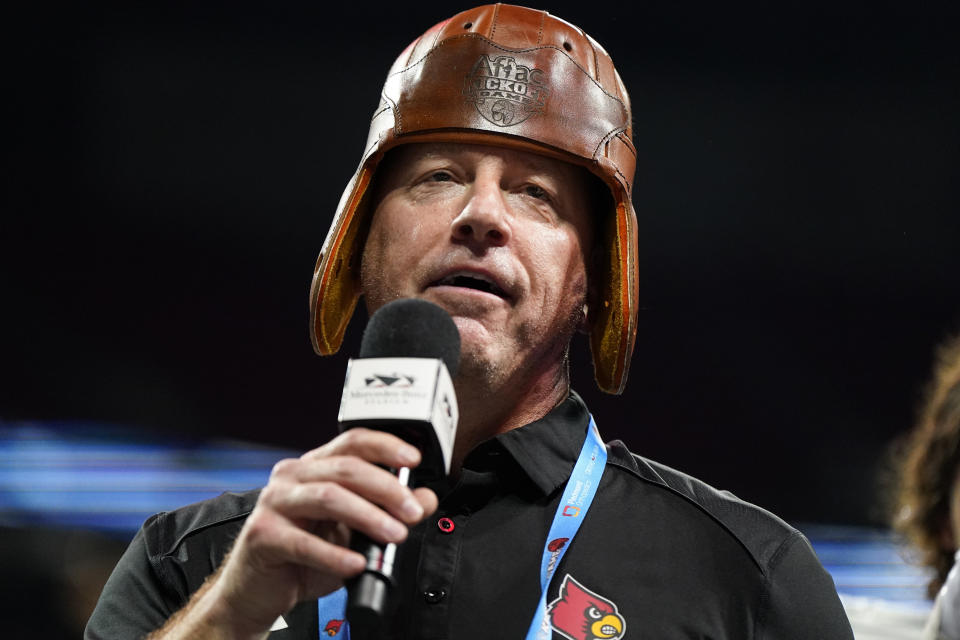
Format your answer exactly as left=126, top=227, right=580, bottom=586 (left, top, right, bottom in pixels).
left=411, top=510, right=464, bottom=637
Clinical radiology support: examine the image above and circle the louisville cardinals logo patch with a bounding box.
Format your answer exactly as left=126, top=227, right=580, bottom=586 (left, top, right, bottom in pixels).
left=322, top=618, right=345, bottom=636
left=547, top=574, right=625, bottom=640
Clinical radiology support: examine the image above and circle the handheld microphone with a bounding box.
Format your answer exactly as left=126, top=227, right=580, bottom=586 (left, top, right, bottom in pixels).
left=337, top=298, right=460, bottom=636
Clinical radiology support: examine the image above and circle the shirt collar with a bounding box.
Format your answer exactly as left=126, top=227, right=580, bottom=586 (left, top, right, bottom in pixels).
left=479, top=390, right=591, bottom=496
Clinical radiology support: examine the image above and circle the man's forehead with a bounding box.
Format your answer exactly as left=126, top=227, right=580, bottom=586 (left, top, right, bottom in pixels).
left=384, top=141, right=585, bottom=179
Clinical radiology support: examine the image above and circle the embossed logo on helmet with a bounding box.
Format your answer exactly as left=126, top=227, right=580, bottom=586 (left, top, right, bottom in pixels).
left=463, top=55, right=550, bottom=127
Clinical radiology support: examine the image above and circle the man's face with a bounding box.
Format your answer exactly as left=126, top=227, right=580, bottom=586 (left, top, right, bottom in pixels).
left=361, top=142, right=594, bottom=388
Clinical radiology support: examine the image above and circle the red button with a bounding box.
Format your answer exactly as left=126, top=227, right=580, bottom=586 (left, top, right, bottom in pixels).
left=437, top=517, right=455, bottom=533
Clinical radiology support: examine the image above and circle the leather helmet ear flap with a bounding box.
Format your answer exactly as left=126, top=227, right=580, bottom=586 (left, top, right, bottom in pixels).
left=309, top=4, right=638, bottom=394
left=589, top=197, right=637, bottom=394
left=309, top=165, right=374, bottom=356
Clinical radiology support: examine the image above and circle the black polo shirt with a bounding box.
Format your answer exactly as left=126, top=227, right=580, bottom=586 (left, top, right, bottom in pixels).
left=86, top=392, right=853, bottom=639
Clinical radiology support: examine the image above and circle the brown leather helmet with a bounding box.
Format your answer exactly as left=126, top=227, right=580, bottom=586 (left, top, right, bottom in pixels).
left=309, top=3, right=638, bottom=393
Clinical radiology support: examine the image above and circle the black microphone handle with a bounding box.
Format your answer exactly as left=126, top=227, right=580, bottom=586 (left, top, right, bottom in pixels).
left=346, top=466, right=412, bottom=638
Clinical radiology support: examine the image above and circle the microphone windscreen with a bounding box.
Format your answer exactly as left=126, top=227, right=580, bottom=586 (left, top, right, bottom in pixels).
left=359, top=298, right=461, bottom=377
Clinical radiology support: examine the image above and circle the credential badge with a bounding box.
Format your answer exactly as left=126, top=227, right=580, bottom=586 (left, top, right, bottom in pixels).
left=463, top=55, right=550, bottom=127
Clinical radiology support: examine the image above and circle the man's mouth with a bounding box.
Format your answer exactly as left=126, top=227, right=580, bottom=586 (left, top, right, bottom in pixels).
left=433, top=271, right=509, bottom=299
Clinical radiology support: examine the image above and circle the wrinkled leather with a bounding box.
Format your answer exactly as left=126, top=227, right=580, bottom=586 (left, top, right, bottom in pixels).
left=310, top=3, right=638, bottom=394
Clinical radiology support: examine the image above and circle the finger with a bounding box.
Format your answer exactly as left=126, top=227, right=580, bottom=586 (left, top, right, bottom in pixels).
left=306, top=428, right=422, bottom=469
left=263, top=479, right=412, bottom=544
left=412, top=487, right=439, bottom=517
left=276, top=455, right=427, bottom=524
left=243, top=512, right=367, bottom=577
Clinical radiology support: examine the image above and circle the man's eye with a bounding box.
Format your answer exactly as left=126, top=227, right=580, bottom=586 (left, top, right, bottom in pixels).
left=428, top=171, right=453, bottom=182
left=524, top=185, right=549, bottom=201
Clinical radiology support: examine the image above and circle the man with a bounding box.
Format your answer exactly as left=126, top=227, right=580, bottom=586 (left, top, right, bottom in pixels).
left=87, top=5, right=854, bottom=639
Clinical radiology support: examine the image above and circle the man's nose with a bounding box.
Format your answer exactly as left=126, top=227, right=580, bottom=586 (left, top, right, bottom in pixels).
left=450, top=180, right=512, bottom=247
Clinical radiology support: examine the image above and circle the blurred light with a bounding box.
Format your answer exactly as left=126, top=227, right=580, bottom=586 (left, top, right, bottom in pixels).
left=0, top=422, right=297, bottom=532
left=805, top=524, right=932, bottom=609
left=0, top=422, right=936, bottom=612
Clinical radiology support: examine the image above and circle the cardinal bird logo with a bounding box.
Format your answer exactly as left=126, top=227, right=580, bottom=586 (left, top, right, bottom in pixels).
left=323, top=619, right=345, bottom=636
left=547, top=574, right=626, bottom=640
left=548, top=537, right=569, bottom=553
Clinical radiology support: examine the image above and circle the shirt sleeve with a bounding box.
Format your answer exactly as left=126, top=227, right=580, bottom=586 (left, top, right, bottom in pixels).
left=758, top=530, right=855, bottom=639
left=84, top=516, right=183, bottom=640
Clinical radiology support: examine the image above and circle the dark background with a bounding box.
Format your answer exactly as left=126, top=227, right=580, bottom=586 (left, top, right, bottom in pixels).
left=4, top=2, right=960, bottom=527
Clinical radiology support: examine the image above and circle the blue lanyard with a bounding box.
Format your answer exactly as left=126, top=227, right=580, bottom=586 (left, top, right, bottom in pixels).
left=524, top=415, right=606, bottom=640
left=316, top=586, right=349, bottom=638
left=317, top=416, right=606, bottom=639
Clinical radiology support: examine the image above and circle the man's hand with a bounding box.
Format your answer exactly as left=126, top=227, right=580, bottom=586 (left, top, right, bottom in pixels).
left=150, top=428, right=438, bottom=640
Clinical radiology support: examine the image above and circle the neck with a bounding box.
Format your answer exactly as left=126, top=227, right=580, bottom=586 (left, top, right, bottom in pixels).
left=449, top=354, right=571, bottom=474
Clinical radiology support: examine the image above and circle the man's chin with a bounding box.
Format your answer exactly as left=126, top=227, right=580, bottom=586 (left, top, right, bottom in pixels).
left=450, top=316, right=496, bottom=353
left=448, top=321, right=507, bottom=380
